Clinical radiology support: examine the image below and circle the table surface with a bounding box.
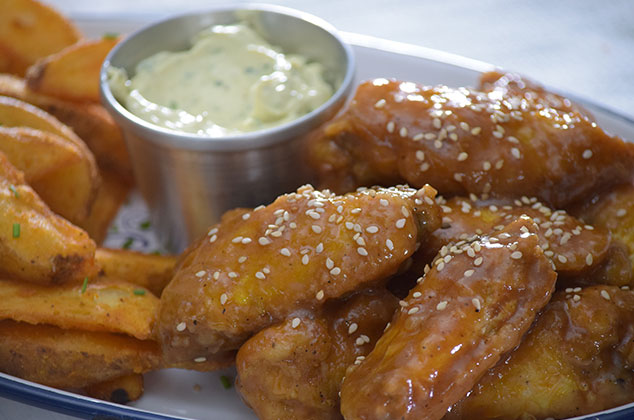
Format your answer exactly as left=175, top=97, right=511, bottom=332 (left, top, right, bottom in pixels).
left=2, top=0, right=633, bottom=419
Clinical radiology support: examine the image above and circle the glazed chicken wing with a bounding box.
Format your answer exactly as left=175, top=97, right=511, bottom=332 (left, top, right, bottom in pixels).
left=307, top=72, right=634, bottom=209
left=448, top=286, right=634, bottom=420
left=340, top=217, right=557, bottom=420
left=0, top=151, right=96, bottom=285
left=236, top=289, right=398, bottom=420
left=158, top=184, right=441, bottom=365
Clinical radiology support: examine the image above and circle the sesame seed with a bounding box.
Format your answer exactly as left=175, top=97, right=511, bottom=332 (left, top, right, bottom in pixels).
left=413, top=291, right=422, bottom=298
left=330, top=266, right=341, bottom=275
left=474, top=257, right=483, bottom=266
left=601, top=290, right=611, bottom=301
left=194, top=357, right=207, bottom=363
left=366, top=226, right=379, bottom=234
left=396, top=219, right=406, bottom=229
left=291, top=318, right=301, bottom=328
left=436, top=301, right=448, bottom=311
left=302, top=255, right=309, bottom=265
left=326, top=258, right=334, bottom=269
left=232, top=236, right=243, bottom=243
left=449, top=133, right=459, bottom=141
left=379, top=199, right=389, bottom=207
left=176, top=322, right=186, bottom=332
left=408, top=307, right=420, bottom=314
left=289, top=222, right=297, bottom=229
left=460, top=122, right=470, bottom=131
left=386, top=239, right=394, bottom=250
left=208, top=227, right=218, bottom=236
left=386, top=121, right=395, bottom=133
left=420, top=162, right=430, bottom=172
left=195, top=270, right=206, bottom=277
left=374, top=99, right=386, bottom=108
left=356, top=237, right=366, bottom=246
left=357, top=247, right=368, bottom=256
left=434, top=140, right=443, bottom=149
left=238, top=256, right=247, bottom=263
left=413, top=133, right=424, bottom=141
left=558, top=255, right=568, bottom=263
left=241, top=237, right=252, bottom=244
left=511, top=148, right=521, bottom=159
left=457, top=152, right=468, bottom=161
left=433, top=118, right=442, bottom=129
left=582, top=149, right=593, bottom=159
left=426, top=132, right=438, bottom=140
left=220, top=293, right=228, bottom=304
left=258, top=237, right=271, bottom=245
left=616, top=209, right=627, bottom=217
left=348, top=323, right=358, bottom=334
left=510, top=251, right=523, bottom=259
left=307, top=211, right=320, bottom=220
left=573, top=294, right=581, bottom=302
left=316, top=290, right=324, bottom=300
left=400, top=127, right=408, bottom=137
left=401, top=206, right=410, bottom=217
left=209, top=234, right=218, bottom=243
left=228, top=272, right=238, bottom=278
left=464, top=269, right=475, bottom=277
left=255, top=271, right=266, bottom=280
left=311, top=225, right=322, bottom=234
left=336, top=205, right=344, bottom=213
left=355, top=337, right=365, bottom=346
left=483, top=161, right=491, bottom=171
left=586, top=253, right=593, bottom=266
left=495, top=159, right=504, bottom=169
left=437, top=262, right=445, bottom=271
left=471, top=127, right=481, bottom=135
left=280, top=248, right=291, bottom=257
left=454, top=173, right=463, bottom=182
left=573, top=287, right=581, bottom=292
left=213, top=272, right=220, bottom=280
left=416, top=150, right=425, bottom=161
left=316, top=243, right=324, bottom=253
left=472, top=298, right=481, bottom=311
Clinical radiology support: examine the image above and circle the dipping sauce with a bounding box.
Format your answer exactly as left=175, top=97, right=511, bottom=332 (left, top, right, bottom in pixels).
left=108, top=23, right=333, bottom=136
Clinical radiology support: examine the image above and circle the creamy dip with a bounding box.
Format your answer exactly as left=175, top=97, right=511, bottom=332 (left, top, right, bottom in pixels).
left=108, top=23, right=333, bottom=136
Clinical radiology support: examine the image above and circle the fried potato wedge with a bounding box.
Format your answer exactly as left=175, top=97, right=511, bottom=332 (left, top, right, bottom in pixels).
left=0, top=320, right=160, bottom=389
left=0, top=0, right=80, bottom=75
left=0, top=95, right=99, bottom=224
left=26, top=36, right=119, bottom=103
left=95, top=248, right=177, bottom=297
left=0, top=75, right=132, bottom=180
left=0, top=277, right=157, bottom=340
left=83, top=374, right=144, bottom=404
left=0, top=152, right=97, bottom=285
left=84, top=171, right=131, bottom=244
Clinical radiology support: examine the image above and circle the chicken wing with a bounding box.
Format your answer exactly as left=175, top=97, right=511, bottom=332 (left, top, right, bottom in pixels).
left=158, top=184, right=441, bottom=365
left=0, top=151, right=96, bottom=284
left=340, top=217, right=557, bottom=420
left=447, top=286, right=634, bottom=420
left=307, top=72, right=634, bottom=209
left=236, top=289, right=398, bottom=420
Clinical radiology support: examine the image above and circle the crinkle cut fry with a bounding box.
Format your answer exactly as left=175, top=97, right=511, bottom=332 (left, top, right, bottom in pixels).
left=158, top=184, right=441, bottom=365
left=340, top=216, right=557, bottom=420
left=307, top=72, right=634, bottom=209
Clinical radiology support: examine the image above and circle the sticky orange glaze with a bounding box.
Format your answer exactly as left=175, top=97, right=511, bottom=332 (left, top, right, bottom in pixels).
left=340, top=217, right=556, bottom=420
left=158, top=184, right=441, bottom=365
left=447, top=286, right=634, bottom=420
left=307, top=72, right=634, bottom=209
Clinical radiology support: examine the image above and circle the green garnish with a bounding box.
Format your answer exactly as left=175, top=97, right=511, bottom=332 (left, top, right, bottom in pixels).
left=12, top=223, right=20, bottom=238
left=133, top=289, right=146, bottom=296
left=152, top=250, right=162, bottom=256
left=122, top=237, right=134, bottom=249
left=102, top=32, right=119, bottom=40
left=168, top=100, right=178, bottom=110
left=9, top=184, right=18, bottom=198
left=219, top=375, right=232, bottom=389
left=81, top=277, right=89, bottom=294
left=139, top=220, right=151, bottom=230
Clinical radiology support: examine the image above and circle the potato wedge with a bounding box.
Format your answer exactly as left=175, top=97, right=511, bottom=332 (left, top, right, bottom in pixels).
left=95, top=248, right=177, bottom=297
left=83, top=374, right=144, bottom=404
left=84, top=170, right=132, bottom=244
left=0, top=0, right=81, bottom=75
left=0, top=75, right=132, bottom=180
left=0, top=320, right=160, bottom=389
left=26, top=37, right=120, bottom=103
left=0, top=95, right=99, bottom=224
left=0, top=152, right=97, bottom=285
left=0, top=277, right=157, bottom=340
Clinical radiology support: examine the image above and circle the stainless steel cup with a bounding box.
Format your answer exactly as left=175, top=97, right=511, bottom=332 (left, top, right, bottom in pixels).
left=100, top=4, right=355, bottom=252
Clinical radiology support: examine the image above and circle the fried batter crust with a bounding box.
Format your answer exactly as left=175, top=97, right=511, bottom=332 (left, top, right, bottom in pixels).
left=307, top=72, right=634, bottom=209
left=158, top=184, right=440, bottom=365
left=340, top=217, right=556, bottom=420
left=236, top=290, right=398, bottom=420
left=447, top=286, right=634, bottom=420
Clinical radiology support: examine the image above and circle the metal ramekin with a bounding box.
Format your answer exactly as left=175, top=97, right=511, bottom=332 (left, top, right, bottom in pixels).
left=100, top=4, right=355, bottom=252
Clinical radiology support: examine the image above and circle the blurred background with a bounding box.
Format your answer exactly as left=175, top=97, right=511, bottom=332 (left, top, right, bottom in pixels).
left=43, top=0, right=634, bottom=117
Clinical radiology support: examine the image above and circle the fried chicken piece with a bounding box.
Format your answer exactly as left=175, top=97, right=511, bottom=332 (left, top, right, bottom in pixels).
left=0, top=151, right=96, bottom=285
left=447, top=286, right=634, bottom=420
left=340, top=217, right=557, bottom=420
left=158, top=184, right=441, bottom=365
left=236, top=289, right=398, bottom=420
left=307, top=72, right=634, bottom=209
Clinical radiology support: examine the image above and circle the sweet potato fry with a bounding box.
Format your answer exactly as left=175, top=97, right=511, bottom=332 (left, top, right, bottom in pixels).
left=26, top=37, right=120, bottom=103
left=0, top=152, right=97, bottom=285
left=0, top=320, right=160, bottom=389
left=0, top=95, right=99, bottom=224
left=83, top=374, right=144, bottom=404
left=95, top=248, right=177, bottom=297
left=0, top=0, right=80, bottom=75
left=0, top=75, right=132, bottom=180
left=0, top=277, right=157, bottom=340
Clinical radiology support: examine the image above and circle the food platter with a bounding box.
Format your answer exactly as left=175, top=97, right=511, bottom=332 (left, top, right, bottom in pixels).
left=1, top=16, right=634, bottom=420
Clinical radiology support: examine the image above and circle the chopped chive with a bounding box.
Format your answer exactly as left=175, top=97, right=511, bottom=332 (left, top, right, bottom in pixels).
left=152, top=250, right=162, bottom=255
left=122, top=237, right=134, bottom=249
left=12, top=223, right=20, bottom=238
left=9, top=185, right=18, bottom=198
left=219, top=375, right=232, bottom=389
left=81, top=277, right=89, bottom=293
left=133, top=289, right=146, bottom=296
left=139, top=220, right=151, bottom=230
left=102, top=32, right=119, bottom=40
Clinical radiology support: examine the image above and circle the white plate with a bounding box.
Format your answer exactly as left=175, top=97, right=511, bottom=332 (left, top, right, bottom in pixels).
left=2, top=17, right=634, bottom=420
